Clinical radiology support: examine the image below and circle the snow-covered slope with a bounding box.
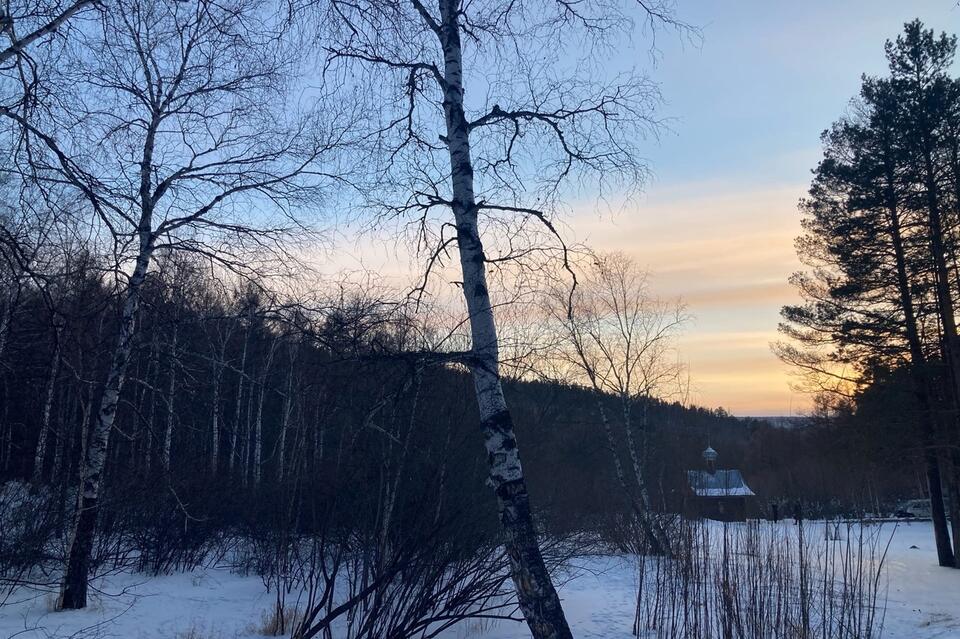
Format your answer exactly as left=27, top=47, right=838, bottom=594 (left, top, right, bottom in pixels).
left=1, top=522, right=957, bottom=639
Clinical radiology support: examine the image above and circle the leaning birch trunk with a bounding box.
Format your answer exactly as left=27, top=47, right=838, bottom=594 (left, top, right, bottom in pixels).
left=32, top=326, right=63, bottom=483
left=59, top=239, right=154, bottom=609
left=230, top=325, right=249, bottom=475
left=162, top=323, right=178, bottom=473
left=435, top=2, right=572, bottom=635
left=276, top=359, right=294, bottom=482
left=211, top=361, right=223, bottom=474
left=593, top=396, right=664, bottom=555
left=623, top=399, right=669, bottom=553
left=253, top=384, right=264, bottom=486
left=60, top=111, right=161, bottom=608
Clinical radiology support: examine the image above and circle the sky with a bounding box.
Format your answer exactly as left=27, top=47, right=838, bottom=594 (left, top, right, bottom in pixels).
left=323, top=1, right=960, bottom=418
left=562, top=0, right=960, bottom=416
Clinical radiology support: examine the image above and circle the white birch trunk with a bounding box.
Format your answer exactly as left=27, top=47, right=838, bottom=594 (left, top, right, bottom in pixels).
left=60, top=114, right=160, bottom=609
left=32, top=329, right=62, bottom=483
left=60, top=241, right=154, bottom=608
left=0, top=285, right=16, bottom=362
left=162, top=323, right=178, bottom=473
left=434, top=2, right=572, bottom=635
left=252, top=338, right=277, bottom=487
left=51, top=388, right=70, bottom=484
left=230, top=326, right=249, bottom=474
left=253, top=384, right=264, bottom=486
left=621, top=397, right=667, bottom=553
left=143, top=333, right=159, bottom=473
left=277, top=362, right=293, bottom=482
left=211, top=363, right=222, bottom=474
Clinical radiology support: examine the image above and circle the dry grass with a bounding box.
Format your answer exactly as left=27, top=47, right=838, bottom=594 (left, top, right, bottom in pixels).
left=173, top=621, right=224, bottom=639
left=255, top=604, right=303, bottom=636
left=634, top=519, right=890, bottom=639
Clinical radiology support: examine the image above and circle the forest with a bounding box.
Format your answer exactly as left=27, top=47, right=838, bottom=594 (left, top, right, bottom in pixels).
left=1, top=1, right=959, bottom=638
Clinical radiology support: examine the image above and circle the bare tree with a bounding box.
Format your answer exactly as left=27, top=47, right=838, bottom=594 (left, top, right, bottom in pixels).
left=544, top=252, right=687, bottom=553
left=317, top=1, right=692, bottom=635
left=1, top=0, right=350, bottom=608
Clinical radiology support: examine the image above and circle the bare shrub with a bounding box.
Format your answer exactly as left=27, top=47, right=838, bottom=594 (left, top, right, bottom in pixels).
left=0, top=481, right=60, bottom=604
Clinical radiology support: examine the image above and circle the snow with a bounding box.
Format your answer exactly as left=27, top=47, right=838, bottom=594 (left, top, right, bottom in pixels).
left=691, top=487, right=756, bottom=497
left=687, top=469, right=756, bottom=497
left=881, top=521, right=960, bottom=638
left=1, top=522, right=958, bottom=639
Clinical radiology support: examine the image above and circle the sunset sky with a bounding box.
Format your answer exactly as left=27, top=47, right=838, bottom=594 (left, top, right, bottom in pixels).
left=328, top=1, right=960, bottom=417
left=563, top=0, right=960, bottom=416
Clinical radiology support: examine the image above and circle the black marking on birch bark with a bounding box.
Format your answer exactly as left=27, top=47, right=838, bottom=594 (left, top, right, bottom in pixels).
left=482, top=408, right=517, bottom=441
left=455, top=157, right=473, bottom=175
left=494, top=476, right=528, bottom=508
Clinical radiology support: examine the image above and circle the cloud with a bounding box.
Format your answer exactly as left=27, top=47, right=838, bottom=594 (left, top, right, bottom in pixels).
left=568, top=182, right=808, bottom=415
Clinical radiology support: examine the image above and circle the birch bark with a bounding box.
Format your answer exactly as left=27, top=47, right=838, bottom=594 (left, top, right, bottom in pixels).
left=162, top=323, right=178, bottom=473
left=230, top=323, right=250, bottom=475
left=211, top=361, right=223, bottom=474
left=59, top=239, right=154, bottom=608
left=434, top=2, right=572, bottom=635
left=59, top=110, right=160, bottom=609
left=32, top=325, right=62, bottom=483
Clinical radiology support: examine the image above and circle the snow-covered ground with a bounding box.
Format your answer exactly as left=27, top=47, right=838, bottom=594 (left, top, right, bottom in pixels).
left=1, top=521, right=958, bottom=639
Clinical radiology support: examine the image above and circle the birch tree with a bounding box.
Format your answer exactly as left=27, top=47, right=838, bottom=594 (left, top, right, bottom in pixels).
left=545, top=252, right=686, bottom=554
left=1, top=0, right=350, bottom=608
left=318, top=2, right=690, bottom=635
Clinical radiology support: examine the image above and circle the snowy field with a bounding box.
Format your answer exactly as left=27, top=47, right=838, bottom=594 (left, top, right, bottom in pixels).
left=1, top=521, right=958, bottom=639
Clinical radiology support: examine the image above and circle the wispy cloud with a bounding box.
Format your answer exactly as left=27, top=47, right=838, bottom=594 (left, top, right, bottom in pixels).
left=569, top=182, right=807, bottom=415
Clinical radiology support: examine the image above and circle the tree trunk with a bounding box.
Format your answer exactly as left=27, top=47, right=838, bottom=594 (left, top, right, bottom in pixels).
left=242, top=383, right=254, bottom=486
left=143, top=333, right=159, bottom=474
left=0, top=283, right=19, bottom=363
left=622, top=398, right=669, bottom=552
left=277, top=358, right=294, bottom=482
left=51, top=384, right=71, bottom=486
left=887, top=169, right=956, bottom=567
left=435, top=2, right=572, bottom=635
left=59, top=244, right=153, bottom=609
left=230, top=326, right=249, bottom=475
left=594, top=395, right=664, bottom=554
left=948, top=452, right=960, bottom=563
left=211, top=362, right=222, bottom=474
left=253, top=384, right=264, bottom=486
left=162, top=323, right=178, bottom=473
left=33, top=328, right=62, bottom=483
left=60, top=113, right=160, bottom=608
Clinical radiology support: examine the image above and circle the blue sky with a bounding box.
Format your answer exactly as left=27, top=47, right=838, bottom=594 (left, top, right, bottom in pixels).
left=646, top=0, right=959, bottom=187
left=566, top=1, right=960, bottom=415
left=329, top=1, right=960, bottom=416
